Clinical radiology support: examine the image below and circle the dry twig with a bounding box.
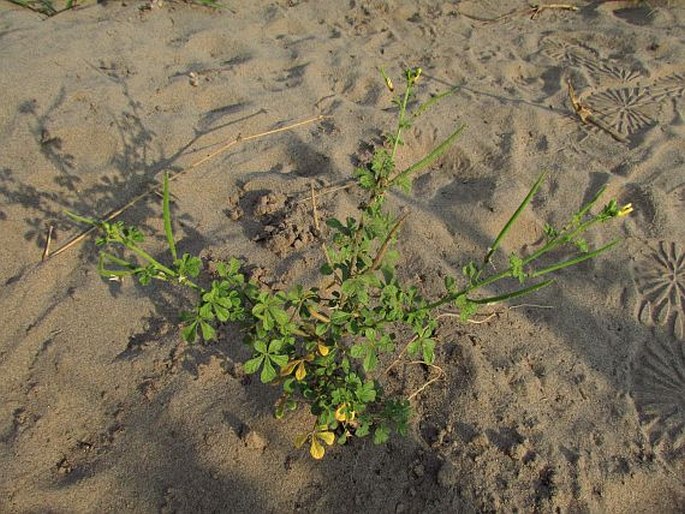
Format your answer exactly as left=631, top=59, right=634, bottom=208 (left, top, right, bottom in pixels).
left=294, top=180, right=355, bottom=205
left=41, top=225, right=54, bottom=261
left=567, top=78, right=628, bottom=143
left=530, top=3, right=579, bottom=20
left=407, top=361, right=446, bottom=401
left=458, top=2, right=579, bottom=23
left=310, top=181, right=321, bottom=232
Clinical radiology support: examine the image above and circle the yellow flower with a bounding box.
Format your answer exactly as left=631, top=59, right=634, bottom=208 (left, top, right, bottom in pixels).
left=617, top=203, right=634, bottom=217
left=379, top=67, right=394, bottom=92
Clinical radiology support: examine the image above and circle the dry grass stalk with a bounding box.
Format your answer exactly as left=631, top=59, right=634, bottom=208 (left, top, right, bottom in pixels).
left=41, top=225, right=54, bottom=261
left=567, top=78, right=628, bottom=143
left=530, top=3, right=579, bottom=19
left=407, top=361, right=446, bottom=401
left=310, top=181, right=321, bottom=232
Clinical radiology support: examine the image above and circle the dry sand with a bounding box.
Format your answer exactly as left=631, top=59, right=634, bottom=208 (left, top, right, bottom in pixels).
left=1, top=0, right=684, bottom=512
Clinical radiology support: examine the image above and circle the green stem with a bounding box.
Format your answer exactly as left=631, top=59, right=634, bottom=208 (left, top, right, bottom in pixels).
left=485, top=171, right=547, bottom=265
left=522, top=216, right=601, bottom=267
left=125, top=242, right=201, bottom=291
left=422, top=267, right=514, bottom=312
left=470, top=279, right=554, bottom=305
left=389, top=125, right=465, bottom=189
left=126, top=244, right=177, bottom=277
left=528, top=239, right=619, bottom=278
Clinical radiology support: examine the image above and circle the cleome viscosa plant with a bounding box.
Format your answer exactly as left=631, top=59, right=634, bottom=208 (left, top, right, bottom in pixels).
left=69, top=68, right=632, bottom=459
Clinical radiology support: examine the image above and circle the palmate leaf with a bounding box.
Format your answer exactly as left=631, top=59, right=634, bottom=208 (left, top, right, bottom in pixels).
left=406, top=337, right=436, bottom=364
left=244, top=355, right=264, bottom=374
left=201, top=320, right=216, bottom=341
left=310, top=431, right=335, bottom=459
left=261, top=358, right=277, bottom=383
left=373, top=425, right=390, bottom=445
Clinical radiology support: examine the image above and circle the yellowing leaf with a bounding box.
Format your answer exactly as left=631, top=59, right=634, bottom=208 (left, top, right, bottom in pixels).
left=294, top=433, right=308, bottom=449
left=310, top=438, right=325, bottom=459
left=280, top=360, right=298, bottom=377
left=335, top=404, right=356, bottom=423
left=334, top=405, right=346, bottom=422
left=295, top=361, right=307, bottom=381
left=317, top=343, right=330, bottom=356
left=317, top=431, right=335, bottom=446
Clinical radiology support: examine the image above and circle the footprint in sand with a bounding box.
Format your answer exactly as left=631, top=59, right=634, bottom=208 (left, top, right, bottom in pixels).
left=631, top=330, right=685, bottom=473
left=632, top=241, right=685, bottom=341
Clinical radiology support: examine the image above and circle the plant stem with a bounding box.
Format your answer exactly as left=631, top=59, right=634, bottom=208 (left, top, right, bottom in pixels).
left=390, top=81, right=414, bottom=163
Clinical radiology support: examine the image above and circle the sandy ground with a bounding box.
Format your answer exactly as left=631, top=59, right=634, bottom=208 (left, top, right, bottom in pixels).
left=1, top=1, right=684, bottom=512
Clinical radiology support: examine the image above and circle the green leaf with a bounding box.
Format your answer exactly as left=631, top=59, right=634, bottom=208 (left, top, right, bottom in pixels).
left=330, top=310, right=353, bottom=325
left=254, top=339, right=267, bottom=354
left=509, top=253, right=526, bottom=284
left=356, top=422, right=371, bottom=438
left=543, top=223, right=558, bottom=239
left=350, top=344, right=365, bottom=359
left=355, top=167, right=375, bottom=190
left=244, top=355, right=264, bottom=374
left=462, top=262, right=479, bottom=284
left=270, top=353, right=289, bottom=368
left=199, top=302, right=214, bottom=320
left=573, top=238, right=589, bottom=253
left=138, top=267, right=154, bottom=286
left=270, top=307, right=290, bottom=328
left=268, top=338, right=284, bottom=353
left=261, top=358, right=277, bottom=383
left=363, top=350, right=378, bottom=373
left=422, top=338, right=436, bottom=364
left=373, top=425, right=390, bottom=445
left=455, top=295, right=478, bottom=322
left=200, top=320, right=216, bottom=341
left=406, top=338, right=421, bottom=358
left=214, top=304, right=230, bottom=322
left=177, top=254, right=202, bottom=278
left=326, top=218, right=347, bottom=234
left=356, top=381, right=377, bottom=403
left=181, top=321, right=199, bottom=343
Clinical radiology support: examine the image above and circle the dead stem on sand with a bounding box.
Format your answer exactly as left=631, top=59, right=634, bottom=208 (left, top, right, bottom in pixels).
left=458, top=2, right=579, bottom=24
left=41, top=224, right=54, bottom=261
left=567, top=78, right=629, bottom=143
left=406, top=362, right=446, bottom=401
left=530, top=4, right=579, bottom=20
